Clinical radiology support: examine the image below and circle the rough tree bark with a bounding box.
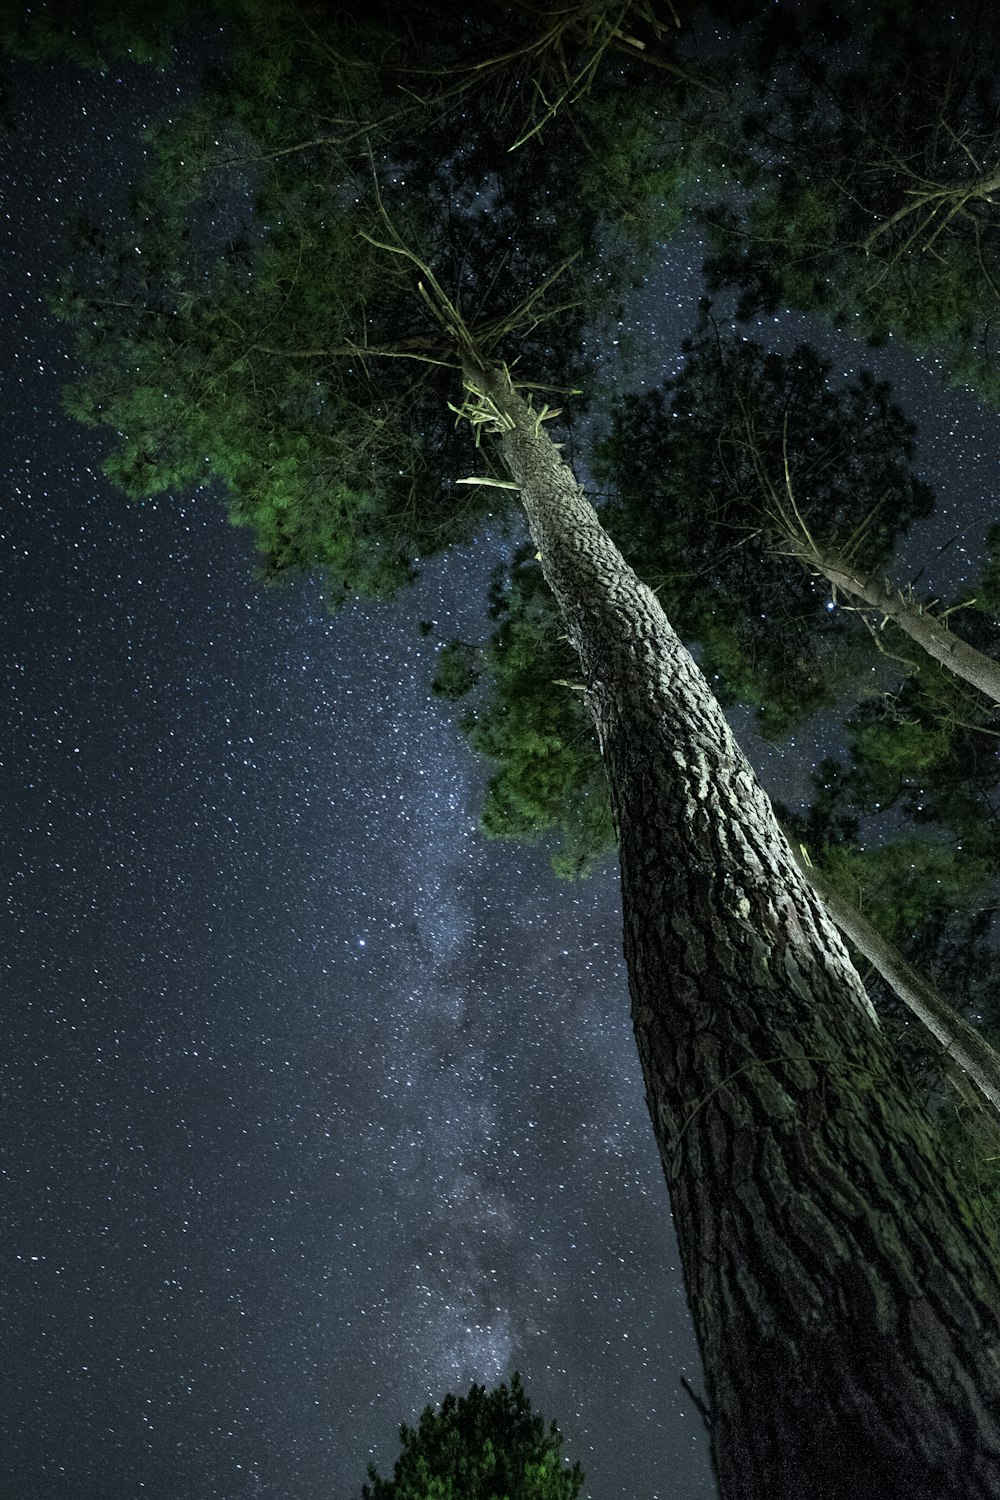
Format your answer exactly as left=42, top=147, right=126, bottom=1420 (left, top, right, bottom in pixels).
left=467, top=359, right=1000, bottom=1500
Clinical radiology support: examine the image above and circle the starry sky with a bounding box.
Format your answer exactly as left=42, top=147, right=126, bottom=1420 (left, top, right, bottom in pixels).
left=2, top=45, right=714, bottom=1500
left=5, top=30, right=1000, bottom=1500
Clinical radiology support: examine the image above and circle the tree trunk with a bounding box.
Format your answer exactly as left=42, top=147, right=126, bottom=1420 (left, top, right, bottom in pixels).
left=781, top=537, right=1000, bottom=707
left=468, top=361, right=1000, bottom=1500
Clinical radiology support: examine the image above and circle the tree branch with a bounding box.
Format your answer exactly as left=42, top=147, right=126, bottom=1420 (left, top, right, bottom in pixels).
left=790, top=844, right=1000, bottom=1118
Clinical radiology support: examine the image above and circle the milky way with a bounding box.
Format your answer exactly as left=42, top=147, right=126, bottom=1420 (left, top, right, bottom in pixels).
left=2, top=48, right=714, bottom=1500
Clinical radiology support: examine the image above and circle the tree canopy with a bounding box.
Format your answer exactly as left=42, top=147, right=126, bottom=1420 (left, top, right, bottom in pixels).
left=18, top=0, right=1000, bottom=1181
left=37, top=0, right=710, bottom=600
left=436, top=317, right=938, bottom=861
left=361, top=1377, right=583, bottom=1500
left=700, top=0, right=1000, bottom=401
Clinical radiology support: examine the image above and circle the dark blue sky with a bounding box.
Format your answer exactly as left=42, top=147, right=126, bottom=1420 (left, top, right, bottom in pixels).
left=1, top=48, right=716, bottom=1500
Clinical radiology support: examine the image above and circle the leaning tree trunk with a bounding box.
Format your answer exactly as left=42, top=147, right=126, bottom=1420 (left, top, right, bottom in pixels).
left=467, top=361, right=1000, bottom=1500
left=786, top=843, right=1000, bottom=1116
left=779, top=535, right=1000, bottom=706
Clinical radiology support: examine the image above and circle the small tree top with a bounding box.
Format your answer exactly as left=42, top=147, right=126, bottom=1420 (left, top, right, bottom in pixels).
left=361, top=1375, right=584, bottom=1500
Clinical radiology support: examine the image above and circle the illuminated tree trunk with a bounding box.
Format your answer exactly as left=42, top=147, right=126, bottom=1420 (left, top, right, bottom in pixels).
left=470, top=361, right=1000, bottom=1500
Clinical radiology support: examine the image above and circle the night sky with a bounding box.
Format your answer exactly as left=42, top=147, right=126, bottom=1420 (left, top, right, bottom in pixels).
left=3, top=47, right=713, bottom=1500
left=4, top=32, right=1000, bottom=1500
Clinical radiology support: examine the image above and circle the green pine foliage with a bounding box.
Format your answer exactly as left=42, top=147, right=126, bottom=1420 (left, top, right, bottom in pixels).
left=361, top=1376, right=583, bottom=1500
left=449, top=548, right=614, bottom=880
left=572, top=89, right=702, bottom=256
left=844, top=643, right=1000, bottom=844
left=785, top=600, right=1000, bottom=921
left=595, top=318, right=934, bottom=737
left=701, top=3, right=1000, bottom=404
left=935, top=1100, right=1000, bottom=1236
left=438, top=321, right=954, bottom=877
left=432, top=641, right=482, bottom=702
left=973, top=527, right=1000, bottom=618
left=23, top=0, right=1000, bottom=1009
left=817, top=839, right=991, bottom=949
left=848, top=714, right=955, bottom=801
left=0, top=0, right=219, bottom=68
left=44, top=3, right=701, bottom=605
left=56, top=209, right=432, bottom=599
left=48, top=14, right=498, bottom=601
left=780, top=574, right=1000, bottom=1059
